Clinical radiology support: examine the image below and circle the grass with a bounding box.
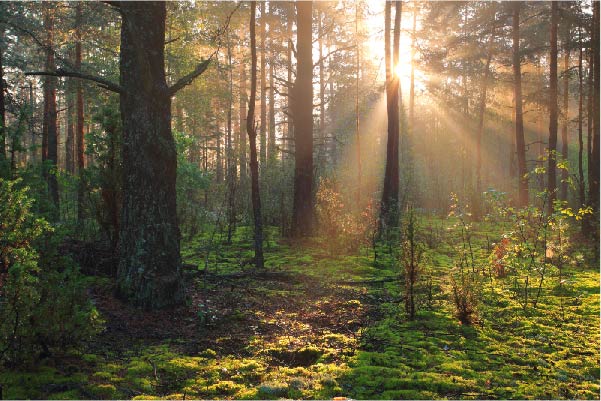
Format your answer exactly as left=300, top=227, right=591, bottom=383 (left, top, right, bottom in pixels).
left=1, top=217, right=598, bottom=399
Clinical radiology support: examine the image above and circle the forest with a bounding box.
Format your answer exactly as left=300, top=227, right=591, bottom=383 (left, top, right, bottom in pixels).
left=0, top=0, right=599, bottom=399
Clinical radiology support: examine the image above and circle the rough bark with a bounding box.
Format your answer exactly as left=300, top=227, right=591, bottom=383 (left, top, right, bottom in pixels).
left=513, top=2, right=528, bottom=207
left=248, top=1, right=264, bottom=268
left=291, top=1, right=314, bottom=237
left=380, top=1, right=401, bottom=229
left=116, top=2, right=184, bottom=309
left=548, top=1, right=559, bottom=214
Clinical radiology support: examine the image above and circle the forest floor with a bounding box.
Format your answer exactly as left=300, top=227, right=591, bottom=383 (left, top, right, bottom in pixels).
left=1, top=219, right=599, bottom=400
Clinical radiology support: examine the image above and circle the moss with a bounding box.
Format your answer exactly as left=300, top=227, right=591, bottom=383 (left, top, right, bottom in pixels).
left=85, top=383, right=119, bottom=399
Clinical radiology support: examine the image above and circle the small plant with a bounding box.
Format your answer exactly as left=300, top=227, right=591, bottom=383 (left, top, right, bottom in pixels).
left=400, top=208, right=424, bottom=320
left=450, top=267, right=479, bottom=325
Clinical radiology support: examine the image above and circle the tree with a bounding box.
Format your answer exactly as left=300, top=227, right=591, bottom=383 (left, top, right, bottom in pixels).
left=589, top=0, right=600, bottom=238
left=248, top=1, right=264, bottom=268
left=560, top=15, right=571, bottom=202
left=380, top=1, right=401, bottom=229
left=42, top=5, right=59, bottom=215
left=513, top=2, right=528, bottom=207
left=292, top=1, right=314, bottom=237
left=548, top=1, right=559, bottom=214
left=75, top=2, right=85, bottom=222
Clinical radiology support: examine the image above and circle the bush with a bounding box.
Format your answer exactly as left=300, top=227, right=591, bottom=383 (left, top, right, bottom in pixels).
left=0, top=179, right=102, bottom=365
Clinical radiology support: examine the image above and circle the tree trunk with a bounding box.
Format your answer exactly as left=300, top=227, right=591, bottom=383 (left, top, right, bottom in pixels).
left=560, top=27, right=570, bottom=201
left=380, top=1, right=401, bottom=228
left=589, top=0, right=600, bottom=236
left=578, top=26, right=585, bottom=209
left=226, top=31, right=237, bottom=244
left=0, top=25, right=6, bottom=166
left=355, top=3, right=361, bottom=207
left=259, top=1, right=266, bottom=168
left=268, top=2, right=276, bottom=164
left=116, top=2, right=184, bottom=309
left=76, top=2, right=85, bottom=222
left=292, top=1, right=314, bottom=237
left=513, top=2, right=528, bottom=207
left=248, top=1, right=264, bottom=268
left=286, top=1, right=294, bottom=159
left=476, top=15, right=495, bottom=204
left=239, top=45, right=248, bottom=181
left=548, top=1, right=559, bottom=214
left=43, top=6, right=59, bottom=215
left=66, top=84, right=75, bottom=175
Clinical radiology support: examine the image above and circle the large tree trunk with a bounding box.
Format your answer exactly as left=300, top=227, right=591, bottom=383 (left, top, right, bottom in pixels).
left=560, top=26, right=570, bottom=201
left=248, top=1, right=264, bottom=267
left=513, top=2, right=528, bottom=207
left=548, top=1, right=559, bottom=214
left=76, top=2, right=85, bottom=222
left=65, top=76, right=75, bottom=175
left=292, top=1, right=314, bottom=237
left=116, top=2, right=184, bottom=309
left=43, top=6, right=59, bottom=215
left=380, top=1, right=401, bottom=229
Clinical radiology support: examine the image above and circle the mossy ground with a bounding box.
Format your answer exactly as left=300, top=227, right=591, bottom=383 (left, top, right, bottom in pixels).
left=1, top=220, right=598, bottom=399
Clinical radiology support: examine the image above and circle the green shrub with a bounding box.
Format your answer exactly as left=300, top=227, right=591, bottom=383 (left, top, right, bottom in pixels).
left=0, top=179, right=102, bottom=365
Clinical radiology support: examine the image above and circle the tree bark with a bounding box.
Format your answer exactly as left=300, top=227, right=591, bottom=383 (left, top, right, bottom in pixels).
left=548, top=1, right=559, bottom=214
left=292, top=1, right=314, bottom=237
left=513, top=2, right=528, bottom=207
left=248, top=1, right=264, bottom=268
left=116, top=2, right=184, bottom=309
left=380, top=1, right=401, bottom=228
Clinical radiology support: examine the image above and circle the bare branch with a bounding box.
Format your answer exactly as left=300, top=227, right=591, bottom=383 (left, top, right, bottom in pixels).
left=25, top=69, right=123, bottom=94
left=168, top=58, right=211, bottom=96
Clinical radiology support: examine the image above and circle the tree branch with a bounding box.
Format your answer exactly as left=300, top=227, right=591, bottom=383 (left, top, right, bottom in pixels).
left=25, top=69, right=123, bottom=94
left=168, top=59, right=211, bottom=96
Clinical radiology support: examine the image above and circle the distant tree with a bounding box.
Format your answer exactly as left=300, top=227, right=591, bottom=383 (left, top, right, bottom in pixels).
left=513, top=2, right=528, bottom=207
left=548, top=1, right=559, bottom=214
left=247, top=1, right=264, bottom=268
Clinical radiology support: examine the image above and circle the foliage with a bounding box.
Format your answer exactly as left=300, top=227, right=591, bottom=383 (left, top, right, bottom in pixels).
left=315, top=178, right=376, bottom=255
left=0, top=179, right=102, bottom=366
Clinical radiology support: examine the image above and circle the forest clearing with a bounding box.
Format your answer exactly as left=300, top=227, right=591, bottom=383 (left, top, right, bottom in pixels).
left=0, top=1, right=599, bottom=400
